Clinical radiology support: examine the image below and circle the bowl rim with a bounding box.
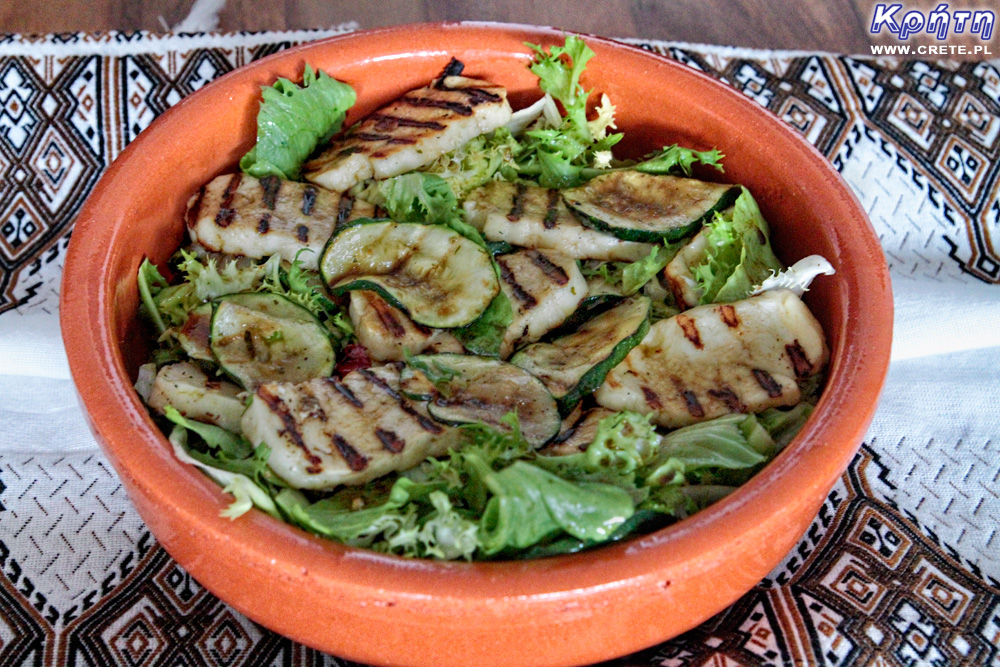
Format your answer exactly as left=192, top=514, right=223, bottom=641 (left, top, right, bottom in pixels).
left=59, top=20, right=893, bottom=662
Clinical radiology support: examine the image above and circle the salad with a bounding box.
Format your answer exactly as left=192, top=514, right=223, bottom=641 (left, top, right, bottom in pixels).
left=135, top=37, right=833, bottom=561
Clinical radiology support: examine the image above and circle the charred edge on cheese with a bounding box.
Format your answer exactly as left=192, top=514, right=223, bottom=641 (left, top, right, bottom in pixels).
left=543, top=189, right=561, bottom=229
left=435, top=57, right=466, bottom=87
left=186, top=187, right=206, bottom=229
left=260, top=175, right=281, bottom=210
left=257, top=214, right=271, bottom=234
left=785, top=341, right=813, bottom=380
left=332, top=433, right=369, bottom=471
left=498, top=259, right=537, bottom=308
left=676, top=314, right=703, bottom=349
left=507, top=183, right=528, bottom=222
left=526, top=250, right=570, bottom=285
left=358, top=369, right=444, bottom=434
left=718, top=305, right=740, bottom=329
left=214, top=174, right=242, bottom=228
left=708, top=386, right=748, bottom=413
left=752, top=369, right=784, bottom=398
left=375, top=427, right=406, bottom=453
left=301, top=185, right=317, bottom=216
left=257, top=386, right=323, bottom=474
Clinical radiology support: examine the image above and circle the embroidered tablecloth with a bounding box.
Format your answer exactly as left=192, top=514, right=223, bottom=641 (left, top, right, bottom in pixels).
left=0, top=27, right=998, bottom=667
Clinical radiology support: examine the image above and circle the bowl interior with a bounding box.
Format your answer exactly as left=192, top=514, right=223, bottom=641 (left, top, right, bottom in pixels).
left=61, top=22, right=892, bottom=667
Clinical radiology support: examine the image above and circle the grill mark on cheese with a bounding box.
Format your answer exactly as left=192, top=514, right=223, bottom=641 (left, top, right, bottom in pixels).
left=526, top=250, right=570, bottom=285
left=507, top=183, right=528, bottom=222
left=498, top=259, right=537, bottom=308
left=296, top=225, right=309, bottom=243
left=352, top=131, right=419, bottom=145
left=375, top=427, right=406, bottom=453
left=708, top=386, right=747, bottom=413
left=325, top=377, right=364, bottom=408
left=543, top=189, right=561, bottom=229
left=214, top=174, right=242, bottom=228
left=399, top=96, right=474, bottom=116
left=372, top=114, right=446, bottom=131
left=336, top=195, right=355, bottom=228
left=752, top=369, right=784, bottom=398
left=641, top=386, right=663, bottom=409
left=301, top=185, right=317, bottom=216
left=370, top=296, right=407, bottom=338
left=682, top=390, right=705, bottom=418
left=332, top=434, right=369, bottom=471
left=718, top=304, right=740, bottom=328
left=785, top=340, right=813, bottom=379
left=358, top=369, right=443, bottom=434
left=676, top=314, right=703, bottom=349
left=260, top=175, right=281, bottom=210
left=257, top=386, right=323, bottom=474
left=456, top=86, right=502, bottom=104
left=257, top=214, right=271, bottom=234
left=186, top=187, right=205, bottom=229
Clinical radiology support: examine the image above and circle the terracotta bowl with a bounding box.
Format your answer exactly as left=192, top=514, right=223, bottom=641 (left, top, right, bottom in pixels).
left=61, top=22, right=892, bottom=667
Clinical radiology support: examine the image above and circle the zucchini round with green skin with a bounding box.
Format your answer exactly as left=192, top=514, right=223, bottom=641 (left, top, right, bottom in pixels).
left=512, top=295, right=651, bottom=414
left=401, top=354, right=560, bottom=447
left=563, top=171, right=740, bottom=243
left=319, top=219, right=500, bottom=329
left=210, top=292, right=335, bottom=390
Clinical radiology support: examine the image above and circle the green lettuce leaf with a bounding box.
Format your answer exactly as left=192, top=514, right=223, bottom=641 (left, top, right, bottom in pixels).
left=240, top=65, right=356, bottom=180
left=643, top=415, right=773, bottom=486
left=453, top=290, right=512, bottom=358
left=634, top=144, right=725, bottom=176
left=693, top=188, right=784, bottom=304
left=473, top=458, right=634, bottom=555
left=422, top=128, right=520, bottom=197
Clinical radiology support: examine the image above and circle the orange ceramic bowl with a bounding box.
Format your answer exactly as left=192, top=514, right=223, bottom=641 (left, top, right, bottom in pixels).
left=61, top=23, right=892, bottom=667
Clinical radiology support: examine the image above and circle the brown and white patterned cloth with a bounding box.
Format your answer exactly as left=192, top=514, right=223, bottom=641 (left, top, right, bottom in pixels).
left=1, top=27, right=999, bottom=667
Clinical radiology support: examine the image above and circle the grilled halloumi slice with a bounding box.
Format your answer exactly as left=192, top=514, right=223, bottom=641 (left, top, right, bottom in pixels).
left=242, top=365, right=459, bottom=489
left=663, top=227, right=709, bottom=309
left=595, top=290, right=828, bottom=428
left=496, top=249, right=587, bottom=358
left=304, top=62, right=513, bottom=192
left=147, top=362, right=246, bottom=433
left=186, top=173, right=375, bottom=269
left=348, top=290, right=464, bottom=362
left=463, top=182, right=654, bottom=261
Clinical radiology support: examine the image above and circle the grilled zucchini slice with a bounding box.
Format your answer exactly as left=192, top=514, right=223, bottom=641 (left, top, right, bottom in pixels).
left=210, top=292, right=335, bottom=390
left=320, top=220, right=499, bottom=329
left=512, top=295, right=651, bottom=414
left=563, top=171, right=740, bottom=243
left=401, top=354, right=560, bottom=447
